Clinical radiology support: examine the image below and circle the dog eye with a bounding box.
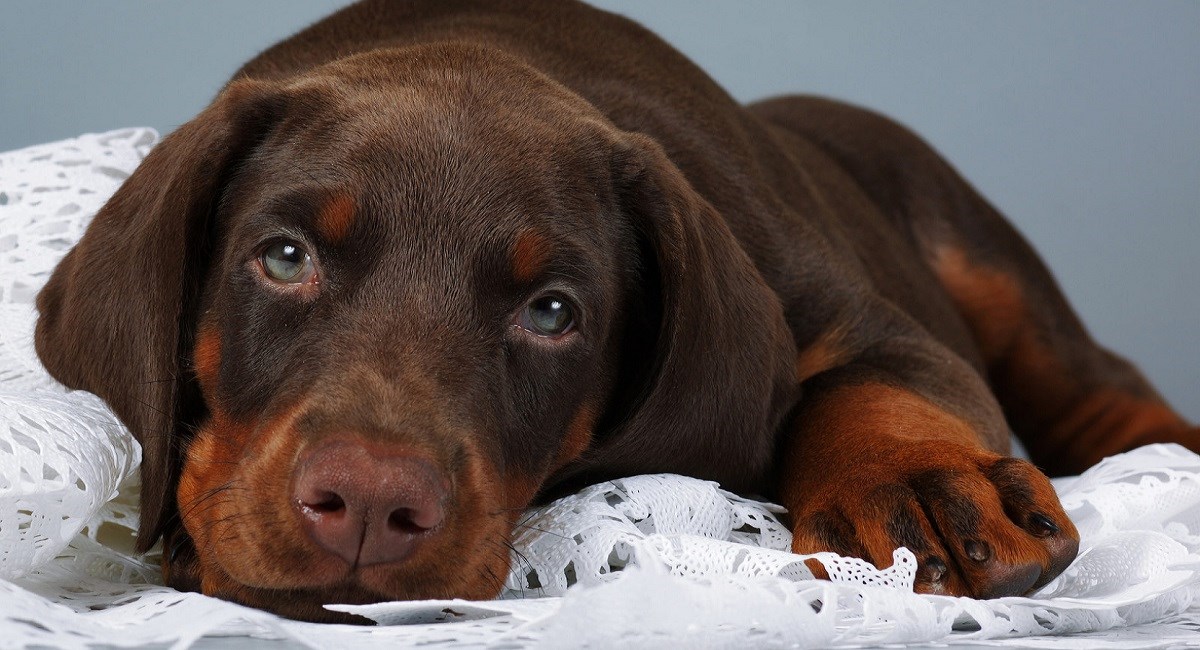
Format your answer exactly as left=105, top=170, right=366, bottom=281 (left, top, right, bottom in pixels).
left=260, top=241, right=315, bottom=284
left=519, top=295, right=575, bottom=337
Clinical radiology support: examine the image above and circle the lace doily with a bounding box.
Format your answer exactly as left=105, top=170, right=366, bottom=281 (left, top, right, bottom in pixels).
left=2, top=129, right=1199, bottom=649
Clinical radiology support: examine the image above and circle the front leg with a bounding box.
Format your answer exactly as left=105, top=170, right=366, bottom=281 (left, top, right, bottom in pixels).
left=779, top=329, right=1079, bottom=598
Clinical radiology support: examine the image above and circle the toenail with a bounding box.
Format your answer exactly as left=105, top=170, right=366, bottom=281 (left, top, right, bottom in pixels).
left=925, top=556, right=947, bottom=582
left=965, top=540, right=991, bottom=562
left=1028, top=512, right=1060, bottom=537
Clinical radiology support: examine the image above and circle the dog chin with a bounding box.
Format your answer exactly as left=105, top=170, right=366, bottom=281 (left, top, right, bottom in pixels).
left=178, top=566, right=511, bottom=628
left=172, top=545, right=510, bottom=623
left=219, top=581, right=392, bottom=624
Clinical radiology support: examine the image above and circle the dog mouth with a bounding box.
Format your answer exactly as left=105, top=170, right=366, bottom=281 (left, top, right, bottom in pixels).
left=174, top=417, right=521, bottom=621
left=187, top=517, right=515, bottom=623
left=166, top=521, right=515, bottom=623
left=172, top=496, right=516, bottom=623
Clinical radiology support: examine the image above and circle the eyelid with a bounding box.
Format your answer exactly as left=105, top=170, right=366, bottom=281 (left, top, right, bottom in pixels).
left=525, top=285, right=585, bottom=330
left=250, top=229, right=324, bottom=276
left=251, top=227, right=315, bottom=257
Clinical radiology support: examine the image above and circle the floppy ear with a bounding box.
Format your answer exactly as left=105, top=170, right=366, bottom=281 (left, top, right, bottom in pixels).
left=35, top=79, right=284, bottom=551
left=573, top=133, right=799, bottom=492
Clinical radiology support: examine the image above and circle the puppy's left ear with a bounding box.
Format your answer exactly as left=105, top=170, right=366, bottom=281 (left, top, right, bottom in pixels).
left=581, top=133, right=799, bottom=491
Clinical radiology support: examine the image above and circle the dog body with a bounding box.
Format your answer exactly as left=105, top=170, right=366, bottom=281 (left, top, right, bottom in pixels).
left=34, top=0, right=1197, bottom=621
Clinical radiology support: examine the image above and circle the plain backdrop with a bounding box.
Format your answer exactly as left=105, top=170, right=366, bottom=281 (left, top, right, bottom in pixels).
left=3, top=1, right=1197, bottom=421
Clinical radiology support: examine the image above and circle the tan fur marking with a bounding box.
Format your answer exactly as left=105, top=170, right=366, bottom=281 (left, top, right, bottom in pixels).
left=316, top=192, right=356, bottom=243
left=192, top=324, right=221, bottom=389
left=1052, top=388, right=1188, bottom=471
left=553, top=403, right=597, bottom=470
left=795, top=328, right=849, bottom=383
left=502, top=472, right=543, bottom=513
left=510, top=230, right=550, bottom=283
left=780, top=381, right=1079, bottom=598
left=806, top=381, right=980, bottom=449
left=930, top=245, right=1191, bottom=473
left=930, top=248, right=1027, bottom=364
left=177, top=404, right=313, bottom=590
left=780, top=381, right=985, bottom=519
left=448, top=439, right=515, bottom=598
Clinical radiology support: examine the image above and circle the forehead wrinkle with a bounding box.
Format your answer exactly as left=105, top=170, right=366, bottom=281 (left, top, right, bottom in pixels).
left=355, top=142, right=557, bottom=253
left=331, top=95, right=617, bottom=295
left=226, top=148, right=363, bottom=222
left=348, top=192, right=480, bottom=323
left=530, top=240, right=602, bottom=288
left=227, top=194, right=318, bottom=254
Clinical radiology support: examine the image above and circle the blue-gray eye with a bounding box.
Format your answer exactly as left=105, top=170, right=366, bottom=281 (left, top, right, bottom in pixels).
left=521, top=295, right=575, bottom=336
left=261, top=241, right=314, bottom=283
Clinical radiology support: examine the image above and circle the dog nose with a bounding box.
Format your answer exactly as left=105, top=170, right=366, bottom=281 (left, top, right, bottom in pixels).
left=292, top=440, right=447, bottom=567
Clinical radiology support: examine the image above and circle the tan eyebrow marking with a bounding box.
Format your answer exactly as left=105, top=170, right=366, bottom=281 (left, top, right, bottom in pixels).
left=510, top=229, right=551, bottom=283
left=315, top=192, right=356, bottom=243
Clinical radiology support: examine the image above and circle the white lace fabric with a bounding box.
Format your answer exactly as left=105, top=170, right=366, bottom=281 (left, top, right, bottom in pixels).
left=1, top=129, right=1198, bottom=649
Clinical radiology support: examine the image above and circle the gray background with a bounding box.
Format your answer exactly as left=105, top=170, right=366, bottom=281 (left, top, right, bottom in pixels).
left=3, top=1, right=1197, bottom=421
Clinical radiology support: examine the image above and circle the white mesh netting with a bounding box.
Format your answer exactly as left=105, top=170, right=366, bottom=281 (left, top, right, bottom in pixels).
left=2, top=129, right=1199, bottom=648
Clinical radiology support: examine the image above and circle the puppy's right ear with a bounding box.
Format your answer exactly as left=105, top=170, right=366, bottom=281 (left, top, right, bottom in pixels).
left=564, top=133, right=799, bottom=494
left=35, top=79, right=284, bottom=551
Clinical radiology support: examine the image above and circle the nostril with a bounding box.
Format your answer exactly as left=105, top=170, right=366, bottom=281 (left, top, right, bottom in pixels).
left=388, top=505, right=442, bottom=534
left=303, top=491, right=346, bottom=514
left=388, top=509, right=422, bottom=534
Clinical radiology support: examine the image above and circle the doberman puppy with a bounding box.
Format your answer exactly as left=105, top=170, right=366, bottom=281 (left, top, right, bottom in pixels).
left=34, top=0, right=1198, bottom=622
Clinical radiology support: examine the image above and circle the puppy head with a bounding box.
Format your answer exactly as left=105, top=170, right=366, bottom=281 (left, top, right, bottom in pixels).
left=35, top=44, right=795, bottom=620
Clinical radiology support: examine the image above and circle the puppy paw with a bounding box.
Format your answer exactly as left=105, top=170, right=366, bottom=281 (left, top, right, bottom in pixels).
left=790, top=443, right=1079, bottom=598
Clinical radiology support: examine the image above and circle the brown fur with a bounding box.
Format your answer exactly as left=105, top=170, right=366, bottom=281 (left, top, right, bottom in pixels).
left=34, top=0, right=1195, bottom=620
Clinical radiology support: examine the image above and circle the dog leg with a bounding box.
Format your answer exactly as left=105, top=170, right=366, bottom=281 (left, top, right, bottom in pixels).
left=930, top=238, right=1198, bottom=476
left=751, top=94, right=1197, bottom=476
left=777, top=305, right=1079, bottom=598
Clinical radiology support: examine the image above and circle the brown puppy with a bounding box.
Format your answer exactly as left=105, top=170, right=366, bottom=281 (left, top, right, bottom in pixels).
left=34, top=0, right=1198, bottom=622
